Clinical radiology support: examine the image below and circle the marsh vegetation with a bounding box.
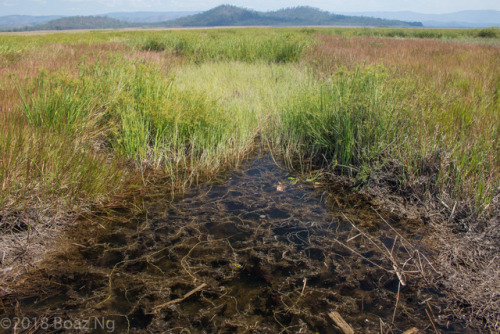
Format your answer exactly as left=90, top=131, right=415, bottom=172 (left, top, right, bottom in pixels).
left=0, top=27, right=498, bottom=332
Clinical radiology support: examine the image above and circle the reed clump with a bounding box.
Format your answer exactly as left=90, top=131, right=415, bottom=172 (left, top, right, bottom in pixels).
left=296, top=35, right=499, bottom=211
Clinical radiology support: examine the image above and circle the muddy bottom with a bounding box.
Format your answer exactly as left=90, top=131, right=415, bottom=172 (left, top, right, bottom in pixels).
left=1, top=151, right=469, bottom=333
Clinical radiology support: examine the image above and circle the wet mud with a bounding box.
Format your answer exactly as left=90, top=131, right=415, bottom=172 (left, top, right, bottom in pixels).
left=1, top=151, right=470, bottom=333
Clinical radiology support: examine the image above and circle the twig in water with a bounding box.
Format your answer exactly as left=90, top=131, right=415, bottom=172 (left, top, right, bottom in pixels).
left=153, top=283, right=207, bottom=310
left=292, top=278, right=308, bottom=308
left=300, top=278, right=307, bottom=297
left=328, top=311, right=354, bottom=334
left=425, top=307, right=439, bottom=334
left=392, top=281, right=401, bottom=324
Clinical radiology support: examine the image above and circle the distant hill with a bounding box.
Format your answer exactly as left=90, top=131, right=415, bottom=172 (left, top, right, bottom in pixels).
left=104, top=11, right=199, bottom=23
left=3, top=6, right=423, bottom=32
left=13, top=16, right=134, bottom=31
left=0, top=15, right=62, bottom=29
left=339, top=10, right=500, bottom=28
left=2, top=8, right=499, bottom=31
left=162, top=5, right=422, bottom=27
left=0, top=12, right=196, bottom=30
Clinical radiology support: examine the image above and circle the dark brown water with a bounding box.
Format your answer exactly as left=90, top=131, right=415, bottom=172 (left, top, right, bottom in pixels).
left=1, top=151, right=469, bottom=333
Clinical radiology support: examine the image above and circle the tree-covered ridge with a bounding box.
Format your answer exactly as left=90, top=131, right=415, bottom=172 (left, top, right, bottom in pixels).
left=8, top=6, right=423, bottom=32
left=163, top=5, right=423, bottom=27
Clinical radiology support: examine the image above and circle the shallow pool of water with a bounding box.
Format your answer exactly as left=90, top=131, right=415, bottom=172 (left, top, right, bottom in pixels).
left=1, top=151, right=469, bottom=333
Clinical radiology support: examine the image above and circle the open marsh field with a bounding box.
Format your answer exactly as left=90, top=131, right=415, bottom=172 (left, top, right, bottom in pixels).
left=0, top=27, right=499, bottom=333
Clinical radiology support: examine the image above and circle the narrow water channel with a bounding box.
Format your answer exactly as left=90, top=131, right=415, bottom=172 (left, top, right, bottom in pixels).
left=2, top=151, right=468, bottom=333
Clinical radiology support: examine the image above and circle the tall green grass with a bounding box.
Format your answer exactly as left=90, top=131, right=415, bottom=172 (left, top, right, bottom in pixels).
left=14, top=56, right=310, bottom=190
left=140, top=29, right=309, bottom=63
left=274, top=61, right=498, bottom=210
left=275, top=67, right=403, bottom=169
left=2, top=27, right=495, bottom=57
left=317, top=27, right=500, bottom=44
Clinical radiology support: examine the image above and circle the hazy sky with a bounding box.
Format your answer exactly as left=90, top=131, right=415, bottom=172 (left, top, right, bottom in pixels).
left=2, top=0, right=499, bottom=16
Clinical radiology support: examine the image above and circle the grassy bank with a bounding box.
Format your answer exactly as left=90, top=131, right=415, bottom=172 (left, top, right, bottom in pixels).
left=1, top=27, right=498, bottom=218
left=1, top=27, right=498, bottom=224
